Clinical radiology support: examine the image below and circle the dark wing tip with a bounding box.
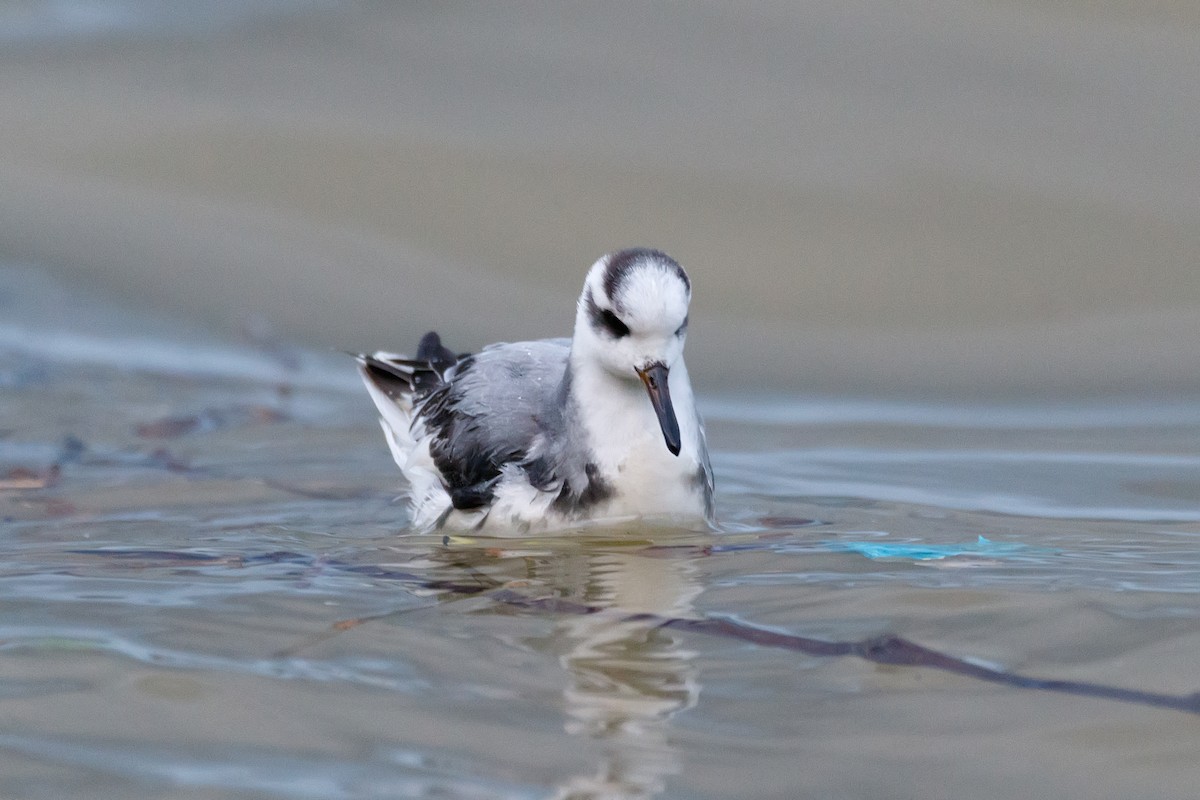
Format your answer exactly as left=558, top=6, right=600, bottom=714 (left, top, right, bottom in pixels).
left=357, top=354, right=417, bottom=402
left=416, top=331, right=457, bottom=372
left=355, top=333, right=467, bottom=403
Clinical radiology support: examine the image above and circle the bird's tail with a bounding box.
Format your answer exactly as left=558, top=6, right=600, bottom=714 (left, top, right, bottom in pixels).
left=354, top=331, right=460, bottom=475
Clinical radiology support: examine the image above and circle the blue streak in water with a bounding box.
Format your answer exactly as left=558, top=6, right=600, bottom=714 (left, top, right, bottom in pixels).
left=825, top=535, right=1039, bottom=561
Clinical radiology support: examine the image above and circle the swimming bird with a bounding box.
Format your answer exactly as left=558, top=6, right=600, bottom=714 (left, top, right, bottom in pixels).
left=356, top=248, right=714, bottom=532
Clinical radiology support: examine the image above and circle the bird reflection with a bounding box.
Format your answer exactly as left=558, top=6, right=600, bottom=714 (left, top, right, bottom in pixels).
left=439, top=537, right=704, bottom=800
left=548, top=549, right=701, bottom=800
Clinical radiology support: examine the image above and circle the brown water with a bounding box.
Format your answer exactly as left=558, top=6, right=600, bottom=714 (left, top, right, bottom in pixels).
left=3, top=2, right=1200, bottom=798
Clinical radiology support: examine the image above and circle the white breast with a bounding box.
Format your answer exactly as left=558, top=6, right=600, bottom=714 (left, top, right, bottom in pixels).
left=576, top=361, right=708, bottom=523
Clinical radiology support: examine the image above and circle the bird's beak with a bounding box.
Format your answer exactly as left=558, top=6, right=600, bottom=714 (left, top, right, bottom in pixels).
left=636, top=362, right=682, bottom=456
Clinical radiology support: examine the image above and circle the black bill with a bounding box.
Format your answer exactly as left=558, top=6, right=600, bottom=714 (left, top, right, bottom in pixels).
left=636, top=362, right=682, bottom=456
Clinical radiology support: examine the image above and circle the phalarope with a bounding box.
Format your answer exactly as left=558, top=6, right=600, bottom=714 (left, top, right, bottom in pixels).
left=357, top=248, right=713, bottom=532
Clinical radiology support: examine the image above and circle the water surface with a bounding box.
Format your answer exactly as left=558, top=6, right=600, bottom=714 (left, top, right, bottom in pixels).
left=3, top=267, right=1199, bottom=799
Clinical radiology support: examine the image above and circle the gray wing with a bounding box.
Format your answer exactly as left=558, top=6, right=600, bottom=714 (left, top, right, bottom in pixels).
left=417, top=338, right=570, bottom=510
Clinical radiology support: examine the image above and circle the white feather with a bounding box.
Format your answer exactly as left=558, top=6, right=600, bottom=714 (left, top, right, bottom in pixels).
left=357, top=249, right=714, bottom=534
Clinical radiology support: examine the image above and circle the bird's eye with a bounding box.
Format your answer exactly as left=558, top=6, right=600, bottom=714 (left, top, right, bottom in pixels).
left=599, top=309, right=630, bottom=338
left=674, top=316, right=689, bottom=337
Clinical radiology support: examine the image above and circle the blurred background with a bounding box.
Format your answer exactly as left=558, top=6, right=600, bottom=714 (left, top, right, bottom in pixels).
left=2, top=0, right=1198, bottom=398
left=4, top=7, right=1200, bottom=796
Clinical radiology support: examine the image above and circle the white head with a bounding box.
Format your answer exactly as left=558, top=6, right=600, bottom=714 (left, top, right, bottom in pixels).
left=572, top=248, right=692, bottom=455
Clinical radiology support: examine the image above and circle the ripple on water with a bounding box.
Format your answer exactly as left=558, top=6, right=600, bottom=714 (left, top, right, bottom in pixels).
left=718, top=448, right=1200, bottom=522
left=0, top=732, right=540, bottom=800
left=5, top=265, right=1200, bottom=796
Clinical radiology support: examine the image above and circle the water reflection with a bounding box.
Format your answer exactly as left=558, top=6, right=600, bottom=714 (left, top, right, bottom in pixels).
left=550, top=550, right=701, bottom=800
left=436, top=539, right=704, bottom=800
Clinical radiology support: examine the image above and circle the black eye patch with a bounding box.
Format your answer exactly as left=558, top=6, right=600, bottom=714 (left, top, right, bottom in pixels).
left=599, top=308, right=630, bottom=338
left=586, top=289, right=631, bottom=338
left=674, top=315, right=689, bottom=337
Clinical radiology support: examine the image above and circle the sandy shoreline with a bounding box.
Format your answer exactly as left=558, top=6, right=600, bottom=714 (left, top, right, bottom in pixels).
left=1, top=1, right=1198, bottom=395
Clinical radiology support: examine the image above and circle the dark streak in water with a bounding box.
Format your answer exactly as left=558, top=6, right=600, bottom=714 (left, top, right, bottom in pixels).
left=70, top=547, right=1200, bottom=717
left=488, top=589, right=1200, bottom=718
